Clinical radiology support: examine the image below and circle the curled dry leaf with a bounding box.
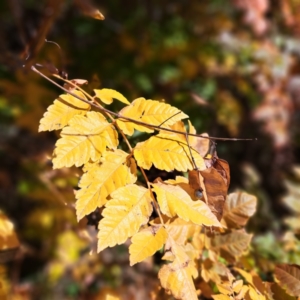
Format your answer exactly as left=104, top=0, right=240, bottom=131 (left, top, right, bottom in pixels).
left=199, top=167, right=228, bottom=221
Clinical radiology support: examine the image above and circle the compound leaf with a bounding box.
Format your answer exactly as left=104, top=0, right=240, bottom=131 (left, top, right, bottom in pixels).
left=152, top=182, right=222, bottom=227
left=134, top=135, right=206, bottom=172
left=39, top=91, right=90, bottom=132
left=98, top=184, right=153, bottom=252
left=117, top=97, right=188, bottom=135
left=94, top=88, right=130, bottom=105
left=53, top=111, right=118, bottom=168
left=75, top=150, right=137, bottom=220
left=129, top=226, right=168, bottom=266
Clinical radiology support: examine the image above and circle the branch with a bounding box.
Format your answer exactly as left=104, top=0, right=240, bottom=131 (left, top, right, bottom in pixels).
left=31, top=66, right=255, bottom=142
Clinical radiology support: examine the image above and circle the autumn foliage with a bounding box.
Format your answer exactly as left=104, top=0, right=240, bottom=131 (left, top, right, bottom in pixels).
left=2, top=1, right=300, bottom=299
left=33, top=83, right=299, bottom=299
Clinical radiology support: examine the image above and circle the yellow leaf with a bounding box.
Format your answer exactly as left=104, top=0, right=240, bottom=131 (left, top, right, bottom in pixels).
left=75, top=150, right=137, bottom=220
left=53, top=111, right=118, bottom=168
left=236, top=285, right=249, bottom=300
left=152, top=182, right=222, bottom=227
left=222, top=192, right=257, bottom=228
left=166, top=120, right=210, bottom=158
left=216, top=281, right=233, bottom=295
left=233, top=280, right=244, bottom=294
left=129, top=226, right=168, bottom=266
left=134, top=135, right=206, bottom=172
left=117, top=97, right=188, bottom=135
left=97, top=184, right=153, bottom=252
left=166, top=175, right=197, bottom=200
left=39, top=91, right=90, bottom=131
left=94, top=88, right=130, bottom=105
left=234, top=268, right=266, bottom=296
left=165, top=218, right=198, bottom=246
left=159, top=243, right=198, bottom=300
left=246, top=286, right=266, bottom=300
left=0, top=212, right=19, bottom=251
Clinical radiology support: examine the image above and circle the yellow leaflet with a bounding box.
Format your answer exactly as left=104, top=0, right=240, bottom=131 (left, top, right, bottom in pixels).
left=129, top=226, right=168, bottom=266
left=39, top=90, right=90, bottom=132
left=134, top=135, right=206, bottom=172
left=97, top=184, right=153, bottom=252
left=75, top=150, right=137, bottom=220
left=160, top=120, right=186, bottom=141
left=159, top=242, right=198, bottom=300
left=117, top=97, right=188, bottom=135
left=165, top=176, right=196, bottom=200
left=53, top=111, right=118, bottom=168
left=94, top=88, right=130, bottom=105
left=165, top=218, right=198, bottom=246
left=152, top=182, right=222, bottom=227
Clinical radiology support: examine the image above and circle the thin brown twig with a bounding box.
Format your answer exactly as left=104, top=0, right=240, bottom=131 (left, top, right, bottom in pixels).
left=31, top=65, right=256, bottom=142
left=139, top=168, right=165, bottom=226
left=157, top=111, right=181, bottom=127
left=184, top=129, right=198, bottom=170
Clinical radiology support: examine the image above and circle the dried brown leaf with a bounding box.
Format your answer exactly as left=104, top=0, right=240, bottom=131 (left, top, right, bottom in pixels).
left=274, top=264, right=300, bottom=297
left=222, top=192, right=257, bottom=228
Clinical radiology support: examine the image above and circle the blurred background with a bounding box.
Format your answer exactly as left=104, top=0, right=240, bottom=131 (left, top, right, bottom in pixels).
left=1, top=0, right=300, bottom=299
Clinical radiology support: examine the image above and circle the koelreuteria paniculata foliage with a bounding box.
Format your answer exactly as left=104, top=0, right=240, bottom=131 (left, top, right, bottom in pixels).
left=38, top=86, right=300, bottom=300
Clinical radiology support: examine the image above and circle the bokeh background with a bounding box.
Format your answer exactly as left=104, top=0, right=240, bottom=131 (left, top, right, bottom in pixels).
left=1, top=0, right=300, bottom=299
